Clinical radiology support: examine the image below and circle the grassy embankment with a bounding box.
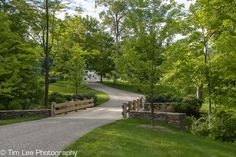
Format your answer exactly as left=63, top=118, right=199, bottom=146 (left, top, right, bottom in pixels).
left=62, top=118, right=236, bottom=157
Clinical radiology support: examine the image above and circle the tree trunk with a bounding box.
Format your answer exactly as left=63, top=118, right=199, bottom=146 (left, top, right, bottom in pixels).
left=151, top=102, right=155, bottom=128
left=208, top=81, right=212, bottom=114
left=44, top=0, right=49, bottom=108
left=75, top=77, right=78, bottom=95
left=203, top=31, right=212, bottom=114
left=113, top=13, right=120, bottom=86
left=196, top=84, right=203, bottom=103
left=100, top=73, right=103, bottom=83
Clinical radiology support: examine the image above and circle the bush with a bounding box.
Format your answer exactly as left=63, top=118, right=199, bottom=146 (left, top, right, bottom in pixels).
left=73, top=93, right=97, bottom=104
left=0, top=103, right=5, bottom=110
left=8, top=100, right=22, bottom=110
left=49, top=78, right=57, bottom=83
left=49, top=93, right=97, bottom=104
left=49, top=93, right=66, bottom=103
left=145, top=94, right=182, bottom=103
left=185, top=116, right=195, bottom=130
left=172, top=95, right=202, bottom=117
left=191, top=111, right=236, bottom=142
left=145, top=94, right=202, bottom=116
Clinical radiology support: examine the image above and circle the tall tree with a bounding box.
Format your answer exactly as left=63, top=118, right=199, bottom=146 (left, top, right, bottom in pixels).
left=118, top=0, right=183, bottom=126
left=25, top=0, right=68, bottom=108
left=0, top=12, right=42, bottom=110
left=96, top=0, right=127, bottom=83
left=78, top=16, right=115, bottom=83
left=52, top=15, right=86, bottom=94
left=161, top=0, right=236, bottom=114
left=44, top=0, right=50, bottom=107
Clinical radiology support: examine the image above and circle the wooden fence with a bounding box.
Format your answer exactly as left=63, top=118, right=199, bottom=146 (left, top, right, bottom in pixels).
left=122, top=97, right=144, bottom=118
left=51, top=98, right=94, bottom=116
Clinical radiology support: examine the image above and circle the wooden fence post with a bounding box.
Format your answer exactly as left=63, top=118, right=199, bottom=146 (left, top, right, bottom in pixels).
left=51, top=102, right=56, bottom=117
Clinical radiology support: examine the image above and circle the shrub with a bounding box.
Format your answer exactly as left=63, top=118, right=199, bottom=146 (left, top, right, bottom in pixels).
left=145, top=94, right=202, bottom=116
left=8, top=100, right=22, bottom=110
left=73, top=93, right=97, bottom=104
left=49, top=93, right=97, bottom=104
left=185, top=116, right=195, bottom=130
left=145, top=94, right=182, bottom=103
left=172, top=95, right=202, bottom=117
left=49, top=93, right=66, bottom=103
left=0, top=103, right=5, bottom=110
left=49, top=78, right=57, bottom=83
left=191, top=111, right=236, bottom=142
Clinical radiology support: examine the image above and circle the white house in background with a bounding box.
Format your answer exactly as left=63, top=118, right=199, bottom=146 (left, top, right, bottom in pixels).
left=83, top=70, right=100, bottom=81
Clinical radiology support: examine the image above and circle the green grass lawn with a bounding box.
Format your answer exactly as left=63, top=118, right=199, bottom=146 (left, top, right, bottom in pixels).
left=49, top=80, right=109, bottom=106
left=102, top=80, right=147, bottom=94
left=62, top=118, right=236, bottom=157
left=0, top=116, right=46, bottom=126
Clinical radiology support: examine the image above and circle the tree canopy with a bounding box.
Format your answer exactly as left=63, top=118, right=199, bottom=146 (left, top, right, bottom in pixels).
left=0, top=0, right=235, bottom=114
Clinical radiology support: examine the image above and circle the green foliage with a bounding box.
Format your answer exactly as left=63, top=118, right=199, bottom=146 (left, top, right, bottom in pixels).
left=49, top=92, right=96, bottom=104
left=76, top=16, right=115, bottom=82
left=145, top=94, right=182, bottom=103
left=0, top=12, right=43, bottom=110
left=160, top=0, right=236, bottom=113
left=49, top=80, right=109, bottom=106
left=116, top=0, right=183, bottom=102
left=173, top=95, right=202, bottom=116
left=0, top=103, right=5, bottom=110
left=191, top=111, right=236, bottom=142
left=145, top=94, right=202, bottom=116
left=8, top=100, right=22, bottom=110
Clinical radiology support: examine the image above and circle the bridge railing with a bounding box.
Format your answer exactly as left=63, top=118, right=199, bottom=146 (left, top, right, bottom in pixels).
left=51, top=98, right=94, bottom=116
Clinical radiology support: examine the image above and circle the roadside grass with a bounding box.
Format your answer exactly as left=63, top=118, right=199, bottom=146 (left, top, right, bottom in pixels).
left=102, top=80, right=174, bottom=95
left=0, top=116, right=46, bottom=126
left=49, top=80, right=109, bottom=106
left=62, top=118, right=236, bottom=157
left=102, top=80, right=147, bottom=94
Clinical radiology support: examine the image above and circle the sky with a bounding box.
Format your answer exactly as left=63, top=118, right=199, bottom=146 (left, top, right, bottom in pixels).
left=58, top=0, right=195, bottom=19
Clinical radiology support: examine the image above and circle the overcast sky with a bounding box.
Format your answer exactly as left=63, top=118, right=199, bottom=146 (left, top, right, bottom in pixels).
left=58, top=0, right=195, bottom=19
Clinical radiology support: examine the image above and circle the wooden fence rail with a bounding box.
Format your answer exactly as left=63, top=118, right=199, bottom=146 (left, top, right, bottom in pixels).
left=122, top=97, right=144, bottom=118
left=51, top=98, right=94, bottom=116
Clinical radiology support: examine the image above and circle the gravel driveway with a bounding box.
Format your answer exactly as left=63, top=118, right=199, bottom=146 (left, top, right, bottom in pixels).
left=0, top=82, right=142, bottom=157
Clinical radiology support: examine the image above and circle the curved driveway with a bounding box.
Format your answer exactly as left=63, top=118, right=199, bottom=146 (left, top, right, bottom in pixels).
left=0, top=82, right=142, bottom=157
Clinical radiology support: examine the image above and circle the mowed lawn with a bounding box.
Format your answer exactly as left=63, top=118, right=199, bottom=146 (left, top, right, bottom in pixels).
left=49, top=80, right=109, bottom=106
left=62, top=119, right=236, bottom=157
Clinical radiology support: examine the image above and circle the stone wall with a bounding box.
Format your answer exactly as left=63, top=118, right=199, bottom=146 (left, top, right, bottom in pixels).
left=129, top=111, right=186, bottom=128
left=0, top=109, right=51, bottom=119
